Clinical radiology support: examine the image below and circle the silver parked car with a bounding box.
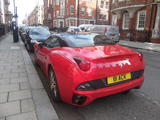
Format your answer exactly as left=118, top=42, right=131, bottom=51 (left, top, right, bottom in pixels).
left=79, top=24, right=120, bottom=42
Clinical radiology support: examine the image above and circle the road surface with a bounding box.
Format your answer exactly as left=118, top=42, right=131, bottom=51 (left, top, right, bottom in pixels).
left=29, top=48, right=160, bottom=120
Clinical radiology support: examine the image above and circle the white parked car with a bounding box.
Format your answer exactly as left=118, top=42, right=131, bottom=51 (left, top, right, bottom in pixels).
left=78, top=24, right=93, bottom=32
left=67, top=26, right=81, bottom=32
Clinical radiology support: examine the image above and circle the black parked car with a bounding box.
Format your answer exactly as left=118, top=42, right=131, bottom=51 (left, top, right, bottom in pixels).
left=19, top=26, right=30, bottom=43
left=24, top=26, right=51, bottom=52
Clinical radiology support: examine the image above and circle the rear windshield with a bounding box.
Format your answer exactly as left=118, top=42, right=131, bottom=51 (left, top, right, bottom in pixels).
left=30, top=27, right=50, bottom=35
left=60, top=34, right=116, bottom=47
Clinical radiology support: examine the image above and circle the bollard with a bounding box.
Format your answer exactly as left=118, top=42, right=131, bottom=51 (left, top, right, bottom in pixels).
left=12, top=22, right=19, bottom=43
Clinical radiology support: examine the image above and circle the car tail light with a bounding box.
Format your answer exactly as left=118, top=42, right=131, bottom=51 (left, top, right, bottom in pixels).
left=73, top=56, right=90, bottom=71
left=138, top=52, right=143, bottom=61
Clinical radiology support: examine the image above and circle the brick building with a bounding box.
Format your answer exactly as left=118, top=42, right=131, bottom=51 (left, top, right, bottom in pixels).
left=109, top=0, right=160, bottom=43
left=43, top=0, right=53, bottom=28
left=0, top=0, right=12, bottom=24
left=51, top=0, right=109, bottom=28
left=28, top=4, right=44, bottom=26
left=0, top=0, right=3, bottom=23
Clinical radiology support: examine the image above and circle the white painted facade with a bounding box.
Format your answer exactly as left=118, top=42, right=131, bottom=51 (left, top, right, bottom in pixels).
left=0, top=0, right=5, bottom=23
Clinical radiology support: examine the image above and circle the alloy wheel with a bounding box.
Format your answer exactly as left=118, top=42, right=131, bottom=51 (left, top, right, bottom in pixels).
left=50, top=70, right=58, bottom=97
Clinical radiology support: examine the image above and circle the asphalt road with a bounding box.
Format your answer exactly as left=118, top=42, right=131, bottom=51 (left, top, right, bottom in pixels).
left=29, top=48, right=160, bottom=120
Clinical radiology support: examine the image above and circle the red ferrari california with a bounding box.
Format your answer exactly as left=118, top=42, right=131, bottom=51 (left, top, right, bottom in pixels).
left=34, top=33, right=145, bottom=106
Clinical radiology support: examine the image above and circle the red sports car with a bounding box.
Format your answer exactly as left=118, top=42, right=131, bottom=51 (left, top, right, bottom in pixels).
left=34, top=33, right=145, bottom=106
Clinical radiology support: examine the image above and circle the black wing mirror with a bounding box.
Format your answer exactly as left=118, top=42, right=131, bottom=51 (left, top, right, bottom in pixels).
left=26, top=31, right=29, bottom=35
left=38, top=42, right=44, bottom=48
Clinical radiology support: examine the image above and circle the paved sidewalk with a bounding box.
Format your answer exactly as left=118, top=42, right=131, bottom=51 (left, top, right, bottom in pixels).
left=119, top=40, right=160, bottom=52
left=0, top=33, right=59, bottom=120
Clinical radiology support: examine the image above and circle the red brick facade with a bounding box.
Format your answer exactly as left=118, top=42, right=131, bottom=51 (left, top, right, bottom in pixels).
left=43, top=0, right=53, bottom=28
left=109, top=0, right=160, bottom=43
left=52, top=0, right=109, bottom=28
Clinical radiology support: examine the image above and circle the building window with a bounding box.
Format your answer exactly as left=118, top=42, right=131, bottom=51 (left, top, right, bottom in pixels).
left=123, top=12, right=129, bottom=29
left=70, top=5, right=74, bottom=15
left=112, top=14, right=117, bottom=25
left=81, top=7, right=86, bottom=16
left=112, top=0, right=117, bottom=3
left=69, top=20, right=75, bottom=26
left=90, top=21, right=94, bottom=24
left=80, top=20, right=85, bottom=25
left=119, top=0, right=125, bottom=2
left=137, top=11, right=146, bottom=30
left=56, top=0, right=59, bottom=5
left=105, top=1, right=109, bottom=9
left=87, top=8, right=92, bottom=16
left=56, top=11, right=59, bottom=17
left=101, top=1, right=104, bottom=8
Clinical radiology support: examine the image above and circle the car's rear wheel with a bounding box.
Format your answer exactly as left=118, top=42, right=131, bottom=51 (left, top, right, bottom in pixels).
left=49, top=68, right=61, bottom=102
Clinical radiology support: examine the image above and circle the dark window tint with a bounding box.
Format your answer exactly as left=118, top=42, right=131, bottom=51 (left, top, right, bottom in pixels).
left=29, top=27, right=50, bottom=35
left=60, top=34, right=116, bottom=48
left=44, top=37, right=60, bottom=48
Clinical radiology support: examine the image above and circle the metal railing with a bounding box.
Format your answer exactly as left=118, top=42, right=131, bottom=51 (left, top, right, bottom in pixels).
left=152, top=29, right=160, bottom=39
left=0, top=24, right=5, bottom=37
left=120, top=29, right=151, bottom=42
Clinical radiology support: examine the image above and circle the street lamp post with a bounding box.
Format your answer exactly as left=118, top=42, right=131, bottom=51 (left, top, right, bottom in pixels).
left=12, top=0, right=19, bottom=43
left=95, top=0, right=98, bottom=24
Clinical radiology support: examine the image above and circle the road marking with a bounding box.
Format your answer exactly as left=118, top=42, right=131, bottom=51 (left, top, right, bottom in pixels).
left=10, top=46, right=20, bottom=50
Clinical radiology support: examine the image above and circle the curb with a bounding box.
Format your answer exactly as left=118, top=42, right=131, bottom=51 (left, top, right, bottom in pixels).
left=119, top=43, right=160, bottom=53
left=20, top=42, right=59, bottom=120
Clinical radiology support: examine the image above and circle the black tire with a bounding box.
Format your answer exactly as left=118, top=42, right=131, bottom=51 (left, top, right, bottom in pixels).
left=49, top=68, right=61, bottom=102
left=121, top=90, right=130, bottom=95
left=26, top=42, right=34, bottom=52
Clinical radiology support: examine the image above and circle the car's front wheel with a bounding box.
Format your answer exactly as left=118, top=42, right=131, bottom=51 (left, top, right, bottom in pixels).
left=49, top=68, right=61, bottom=102
left=26, top=41, right=34, bottom=52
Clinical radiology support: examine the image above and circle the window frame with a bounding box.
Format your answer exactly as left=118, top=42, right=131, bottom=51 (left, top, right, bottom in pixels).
left=101, top=1, right=104, bottom=8
left=87, top=8, right=92, bottom=16
left=122, top=12, right=129, bottom=30
left=136, top=10, right=146, bottom=30
left=44, top=36, right=61, bottom=49
left=105, top=1, right=109, bottom=9
left=111, top=14, right=117, bottom=26
left=70, top=5, right=74, bottom=15
left=81, top=7, right=86, bottom=16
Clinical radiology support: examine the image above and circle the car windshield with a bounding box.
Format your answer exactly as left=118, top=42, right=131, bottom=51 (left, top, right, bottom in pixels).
left=30, top=27, right=50, bottom=35
left=60, top=34, right=116, bottom=47
left=73, top=28, right=80, bottom=32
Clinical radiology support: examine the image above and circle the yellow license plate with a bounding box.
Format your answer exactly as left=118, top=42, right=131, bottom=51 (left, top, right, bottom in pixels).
left=107, top=73, right=131, bottom=84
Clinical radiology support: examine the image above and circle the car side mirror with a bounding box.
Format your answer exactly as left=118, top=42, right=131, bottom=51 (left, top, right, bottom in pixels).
left=38, top=42, right=44, bottom=48
left=114, top=39, right=120, bottom=43
left=26, top=31, right=29, bottom=35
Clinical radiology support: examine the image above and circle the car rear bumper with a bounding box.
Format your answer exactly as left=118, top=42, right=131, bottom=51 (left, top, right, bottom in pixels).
left=72, top=76, right=144, bottom=106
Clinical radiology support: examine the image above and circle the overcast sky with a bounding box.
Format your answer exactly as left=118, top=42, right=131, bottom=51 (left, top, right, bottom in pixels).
left=9, top=0, right=43, bottom=24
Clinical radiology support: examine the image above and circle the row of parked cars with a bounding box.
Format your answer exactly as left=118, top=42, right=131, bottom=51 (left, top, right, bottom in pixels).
left=19, top=26, right=51, bottom=52
left=19, top=25, right=145, bottom=106
left=19, top=24, right=120, bottom=53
